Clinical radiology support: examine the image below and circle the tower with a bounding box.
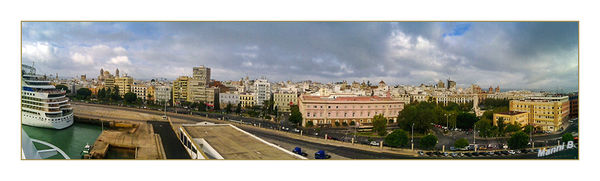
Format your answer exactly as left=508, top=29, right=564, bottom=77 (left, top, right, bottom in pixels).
left=116, top=68, right=120, bottom=77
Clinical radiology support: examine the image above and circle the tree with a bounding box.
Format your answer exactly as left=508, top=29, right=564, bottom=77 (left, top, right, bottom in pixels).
left=76, top=88, right=92, bottom=100
left=384, top=129, right=409, bottom=147
left=98, top=88, right=106, bottom=100
left=334, top=122, right=340, bottom=126
left=124, top=92, right=137, bottom=103
left=349, top=121, right=356, bottom=126
left=497, top=117, right=507, bottom=136
left=111, top=87, right=121, bottom=101
left=55, top=84, right=70, bottom=94
left=505, top=123, right=521, bottom=133
left=372, top=114, right=388, bottom=136
left=226, top=103, right=233, bottom=114
left=397, top=102, right=434, bottom=134
left=562, top=133, right=574, bottom=143
left=306, top=120, right=314, bottom=127
left=236, top=102, right=242, bottom=114
left=456, top=112, right=478, bottom=129
left=508, top=131, right=529, bottom=149
left=523, top=125, right=535, bottom=135
left=475, top=118, right=494, bottom=137
left=454, top=138, right=469, bottom=148
left=420, top=134, right=438, bottom=150
left=198, top=101, right=207, bottom=112
left=289, top=105, right=302, bottom=126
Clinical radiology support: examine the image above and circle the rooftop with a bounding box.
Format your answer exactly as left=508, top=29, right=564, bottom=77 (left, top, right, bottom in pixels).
left=302, top=95, right=396, bottom=102
left=496, top=111, right=527, bottom=115
left=182, top=124, right=302, bottom=160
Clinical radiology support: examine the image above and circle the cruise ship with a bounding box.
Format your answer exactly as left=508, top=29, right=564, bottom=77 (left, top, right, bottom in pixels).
left=21, top=64, right=73, bottom=129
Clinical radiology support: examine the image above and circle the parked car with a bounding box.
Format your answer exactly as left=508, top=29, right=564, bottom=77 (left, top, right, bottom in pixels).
left=417, top=151, right=424, bottom=156
left=442, top=152, right=449, bottom=157
left=450, top=152, right=459, bottom=157
left=292, top=128, right=300, bottom=133
left=426, top=152, right=434, bottom=156
left=292, top=147, right=308, bottom=156
left=508, top=150, right=516, bottom=155
left=370, top=141, right=380, bottom=146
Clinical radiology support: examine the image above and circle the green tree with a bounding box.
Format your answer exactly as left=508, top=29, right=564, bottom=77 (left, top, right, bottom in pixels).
left=475, top=118, right=494, bottom=137
left=562, top=133, right=574, bottom=143
left=508, top=131, right=529, bottom=149
left=55, top=84, right=70, bottom=94
left=97, top=88, right=106, bottom=99
left=523, top=125, right=535, bottom=135
left=226, top=103, right=233, bottom=114
left=236, top=102, right=242, bottom=114
left=334, top=122, right=340, bottom=126
left=454, top=138, right=469, bottom=148
left=124, top=92, right=137, bottom=103
left=372, top=114, right=388, bottom=136
left=384, top=129, right=409, bottom=147
left=456, top=112, right=478, bottom=129
left=289, top=105, right=303, bottom=126
left=420, top=134, right=438, bottom=150
left=306, top=120, right=314, bottom=127
left=349, top=121, right=356, bottom=126
left=111, top=87, right=121, bottom=101
left=397, top=103, right=434, bottom=134
left=198, top=101, right=207, bottom=111
left=505, top=123, right=521, bottom=133
left=76, top=88, right=92, bottom=100
left=497, top=117, right=506, bottom=136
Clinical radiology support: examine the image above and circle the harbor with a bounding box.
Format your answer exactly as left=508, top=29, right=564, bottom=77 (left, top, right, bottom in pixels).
left=22, top=121, right=101, bottom=159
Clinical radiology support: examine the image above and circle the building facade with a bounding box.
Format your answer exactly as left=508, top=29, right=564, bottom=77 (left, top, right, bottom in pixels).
left=220, top=92, right=240, bottom=108
left=132, top=85, right=148, bottom=100
left=509, top=96, right=570, bottom=132
left=173, top=76, right=189, bottom=105
left=240, top=93, right=256, bottom=108
left=155, top=85, right=171, bottom=104
left=493, top=111, right=528, bottom=127
left=114, top=76, right=133, bottom=96
left=254, top=79, right=270, bottom=106
left=273, top=92, right=297, bottom=112
left=569, top=93, right=578, bottom=118
left=298, top=95, right=404, bottom=127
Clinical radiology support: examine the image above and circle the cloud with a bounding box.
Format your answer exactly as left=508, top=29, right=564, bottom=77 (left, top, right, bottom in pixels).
left=70, top=53, right=94, bottom=64
left=109, top=56, right=131, bottom=65
left=22, top=41, right=57, bottom=62
left=20, top=22, right=578, bottom=90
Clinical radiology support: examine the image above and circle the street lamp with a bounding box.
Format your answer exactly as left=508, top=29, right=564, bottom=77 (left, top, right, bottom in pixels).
left=411, top=123, right=414, bottom=150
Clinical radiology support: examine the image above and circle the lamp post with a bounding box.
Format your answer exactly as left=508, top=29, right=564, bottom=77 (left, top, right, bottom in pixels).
left=411, top=123, right=414, bottom=150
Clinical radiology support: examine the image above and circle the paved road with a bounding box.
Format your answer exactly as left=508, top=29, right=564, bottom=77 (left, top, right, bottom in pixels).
left=148, top=121, right=190, bottom=159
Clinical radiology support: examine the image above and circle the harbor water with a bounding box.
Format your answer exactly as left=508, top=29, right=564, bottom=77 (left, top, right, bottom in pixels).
left=22, top=122, right=102, bottom=159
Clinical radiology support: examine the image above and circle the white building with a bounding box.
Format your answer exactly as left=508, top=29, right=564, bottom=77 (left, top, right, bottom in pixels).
left=132, top=85, right=148, bottom=100
left=254, top=79, right=271, bottom=106
left=155, top=85, right=171, bottom=104
left=219, top=92, right=240, bottom=108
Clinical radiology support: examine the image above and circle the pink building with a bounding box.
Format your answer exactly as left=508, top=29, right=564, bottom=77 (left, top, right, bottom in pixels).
left=298, top=95, right=404, bottom=127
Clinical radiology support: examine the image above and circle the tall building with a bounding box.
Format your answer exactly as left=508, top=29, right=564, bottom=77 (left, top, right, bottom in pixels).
left=447, top=79, right=456, bottom=89
left=437, top=80, right=445, bottom=89
left=104, top=77, right=115, bottom=89
left=115, top=76, right=133, bottom=96
left=509, top=96, right=570, bottom=132
left=298, top=95, right=404, bottom=127
left=173, top=76, right=190, bottom=105
left=254, top=79, right=270, bottom=106
left=495, top=86, right=500, bottom=93
left=220, top=92, right=240, bottom=109
left=155, top=85, right=172, bottom=104
left=80, top=74, right=86, bottom=81
left=193, top=66, right=211, bottom=87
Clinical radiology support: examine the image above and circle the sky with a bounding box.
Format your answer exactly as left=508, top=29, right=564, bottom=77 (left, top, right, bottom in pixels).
left=21, top=22, right=578, bottom=90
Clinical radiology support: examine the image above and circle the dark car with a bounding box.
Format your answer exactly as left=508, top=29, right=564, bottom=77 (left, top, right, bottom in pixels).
left=464, top=152, right=472, bottom=157
left=501, top=151, right=509, bottom=155
left=472, top=152, right=479, bottom=156
left=426, top=152, right=434, bottom=156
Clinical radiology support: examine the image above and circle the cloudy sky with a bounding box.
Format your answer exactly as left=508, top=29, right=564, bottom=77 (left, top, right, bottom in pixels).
left=21, top=22, right=578, bottom=89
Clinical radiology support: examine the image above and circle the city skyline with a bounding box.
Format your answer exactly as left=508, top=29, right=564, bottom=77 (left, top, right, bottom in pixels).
left=22, top=22, right=578, bottom=89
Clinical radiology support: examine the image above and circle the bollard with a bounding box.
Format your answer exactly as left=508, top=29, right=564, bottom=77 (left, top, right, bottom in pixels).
left=411, top=143, right=414, bottom=151
left=300, top=130, right=303, bottom=136
left=351, top=137, right=354, bottom=145
left=325, top=134, right=327, bottom=141
left=380, top=141, right=383, bottom=150
left=442, top=145, right=445, bottom=153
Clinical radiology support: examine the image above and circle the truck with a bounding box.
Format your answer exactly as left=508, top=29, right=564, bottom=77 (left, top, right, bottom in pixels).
left=314, top=150, right=331, bottom=159
left=292, top=147, right=308, bottom=156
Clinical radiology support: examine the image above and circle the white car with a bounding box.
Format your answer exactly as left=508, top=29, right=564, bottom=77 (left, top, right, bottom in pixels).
left=508, top=150, right=516, bottom=155
left=370, top=141, right=380, bottom=146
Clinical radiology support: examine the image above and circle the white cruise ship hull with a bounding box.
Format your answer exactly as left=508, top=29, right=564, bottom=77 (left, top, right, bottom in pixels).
left=22, top=111, right=73, bottom=129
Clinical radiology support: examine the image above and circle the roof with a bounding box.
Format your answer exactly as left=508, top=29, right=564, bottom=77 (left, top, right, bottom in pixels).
left=302, top=95, right=396, bottom=102
left=496, top=111, right=527, bottom=116
left=182, top=124, right=302, bottom=160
